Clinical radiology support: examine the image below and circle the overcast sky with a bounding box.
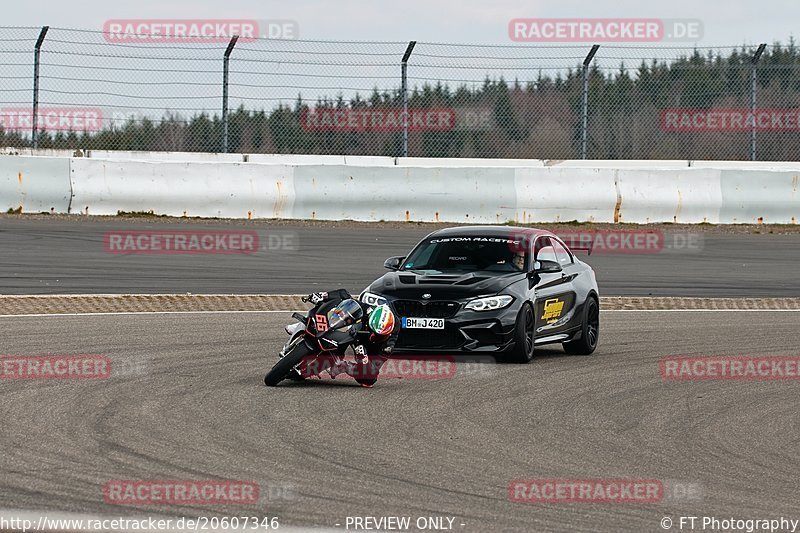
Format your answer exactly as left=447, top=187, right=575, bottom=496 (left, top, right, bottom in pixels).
left=2, top=0, right=797, bottom=128
left=3, top=0, right=798, bottom=46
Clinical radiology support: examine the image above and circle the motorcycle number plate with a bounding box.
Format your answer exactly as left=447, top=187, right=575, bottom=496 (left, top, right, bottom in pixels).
left=402, top=317, right=445, bottom=329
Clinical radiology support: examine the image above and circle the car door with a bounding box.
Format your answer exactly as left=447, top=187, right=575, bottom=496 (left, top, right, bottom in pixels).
left=531, top=236, right=577, bottom=336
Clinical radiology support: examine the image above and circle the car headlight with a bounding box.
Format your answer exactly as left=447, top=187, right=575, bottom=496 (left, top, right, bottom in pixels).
left=360, top=291, right=388, bottom=307
left=465, top=295, right=514, bottom=312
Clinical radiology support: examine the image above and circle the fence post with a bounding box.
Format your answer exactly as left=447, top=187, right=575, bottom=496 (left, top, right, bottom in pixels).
left=580, top=44, right=599, bottom=160
left=31, top=26, right=49, bottom=150
left=222, top=35, right=239, bottom=153
left=750, top=43, right=766, bottom=161
left=401, top=41, right=416, bottom=158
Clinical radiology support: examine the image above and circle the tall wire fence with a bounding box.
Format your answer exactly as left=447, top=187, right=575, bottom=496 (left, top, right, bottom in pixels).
left=2, top=26, right=800, bottom=160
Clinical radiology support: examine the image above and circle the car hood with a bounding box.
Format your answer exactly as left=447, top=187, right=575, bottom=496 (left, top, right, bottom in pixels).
left=368, top=270, right=524, bottom=300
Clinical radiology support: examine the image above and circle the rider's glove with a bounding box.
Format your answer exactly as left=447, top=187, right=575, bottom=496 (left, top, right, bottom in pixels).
left=308, top=292, right=328, bottom=304
left=370, top=333, right=395, bottom=355
left=353, top=344, right=368, bottom=364
left=383, top=337, right=396, bottom=355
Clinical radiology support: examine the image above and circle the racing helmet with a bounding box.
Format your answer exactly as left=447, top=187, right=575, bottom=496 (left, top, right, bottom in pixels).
left=368, top=304, right=396, bottom=336
left=326, top=299, right=364, bottom=330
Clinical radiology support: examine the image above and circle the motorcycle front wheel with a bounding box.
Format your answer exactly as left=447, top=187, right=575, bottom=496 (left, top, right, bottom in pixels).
left=264, top=340, right=314, bottom=387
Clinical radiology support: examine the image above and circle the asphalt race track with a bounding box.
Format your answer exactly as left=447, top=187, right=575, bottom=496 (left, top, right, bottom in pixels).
left=1, top=218, right=800, bottom=296
left=1, top=311, right=799, bottom=532
left=2, top=217, right=800, bottom=532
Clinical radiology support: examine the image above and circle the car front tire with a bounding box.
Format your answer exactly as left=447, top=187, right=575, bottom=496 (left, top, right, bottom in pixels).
left=506, top=303, right=535, bottom=363
left=563, top=297, right=599, bottom=355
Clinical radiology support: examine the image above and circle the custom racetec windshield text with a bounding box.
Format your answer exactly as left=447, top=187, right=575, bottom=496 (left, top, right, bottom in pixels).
left=401, top=236, right=528, bottom=273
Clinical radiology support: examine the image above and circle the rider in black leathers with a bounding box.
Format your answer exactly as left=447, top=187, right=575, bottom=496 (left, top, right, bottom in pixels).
left=305, top=289, right=397, bottom=387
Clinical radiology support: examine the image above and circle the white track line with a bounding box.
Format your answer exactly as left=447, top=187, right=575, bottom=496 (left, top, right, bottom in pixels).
left=0, top=310, right=292, bottom=318
left=602, top=309, right=800, bottom=312
left=0, top=294, right=306, bottom=298
left=0, top=309, right=799, bottom=318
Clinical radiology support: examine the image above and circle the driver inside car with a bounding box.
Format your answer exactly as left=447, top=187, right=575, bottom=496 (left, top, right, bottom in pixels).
left=512, top=251, right=525, bottom=271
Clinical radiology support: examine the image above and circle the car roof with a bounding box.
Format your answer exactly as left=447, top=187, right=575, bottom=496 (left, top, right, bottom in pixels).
left=426, top=225, right=555, bottom=239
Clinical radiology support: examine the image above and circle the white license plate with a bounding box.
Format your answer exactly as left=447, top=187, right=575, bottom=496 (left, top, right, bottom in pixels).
left=402, top=317, right=445, bottom=329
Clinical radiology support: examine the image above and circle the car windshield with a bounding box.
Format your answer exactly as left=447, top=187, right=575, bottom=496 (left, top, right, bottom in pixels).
left=401, top=236, right=528, bottom=273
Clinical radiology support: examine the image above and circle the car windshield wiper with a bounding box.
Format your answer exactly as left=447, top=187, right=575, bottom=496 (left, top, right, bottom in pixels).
left=403, top=268, right=470, bottom=274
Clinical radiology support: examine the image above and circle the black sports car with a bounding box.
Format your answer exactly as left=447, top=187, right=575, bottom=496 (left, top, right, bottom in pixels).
left=360, top=226, right=599, bottom=362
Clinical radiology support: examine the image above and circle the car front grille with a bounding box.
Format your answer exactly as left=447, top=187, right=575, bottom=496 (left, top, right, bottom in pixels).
left=395, top=327, right=465, bottom=350
left=392, top=300, right=460, bottom=319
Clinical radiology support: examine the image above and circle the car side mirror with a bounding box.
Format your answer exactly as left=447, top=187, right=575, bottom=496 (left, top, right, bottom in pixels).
left=532, top=260, right=562, bottom=274
left=384, top=256, right=405, bottom=270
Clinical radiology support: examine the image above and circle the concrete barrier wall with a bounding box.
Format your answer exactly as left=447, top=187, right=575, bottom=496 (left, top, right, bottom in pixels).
left=719, top=170, right=799, bottom=224
left=397, top=157, right=546, bottom=168
left=248, top=154, right=396, bottom=166
left=514, top=168, right=619, bottom=223
left=292, top=165, right=517, bottom=222
left=0, top=156, right=71, bottom=213
left=4, top=147, right=800, bottom=169
left=1, top=153, right=797, bottom=223
left=70, top=159, right=295, bottom=218
left=616, top=169, right=724, bottom=224
left=2, top=149, right=397, bottom=166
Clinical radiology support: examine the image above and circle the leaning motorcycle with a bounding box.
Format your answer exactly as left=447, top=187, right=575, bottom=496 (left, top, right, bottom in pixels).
left=264, top=296, right=388, bottom=387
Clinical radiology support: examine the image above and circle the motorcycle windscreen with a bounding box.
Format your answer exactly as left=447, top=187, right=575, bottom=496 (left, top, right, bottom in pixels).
left=325, top=299, right=364, bottom=331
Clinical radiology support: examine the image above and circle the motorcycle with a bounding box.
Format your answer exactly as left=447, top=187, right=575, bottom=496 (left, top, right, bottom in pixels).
left=264, top=296, right=388, bottom=387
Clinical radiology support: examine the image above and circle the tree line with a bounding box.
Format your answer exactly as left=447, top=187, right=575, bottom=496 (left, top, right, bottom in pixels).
left=3, top=41, right=800, bottom=160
